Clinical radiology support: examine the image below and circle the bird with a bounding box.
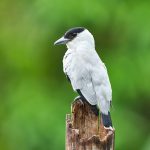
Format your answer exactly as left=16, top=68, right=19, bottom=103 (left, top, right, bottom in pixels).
left=54, top=27, right=112, bottom=128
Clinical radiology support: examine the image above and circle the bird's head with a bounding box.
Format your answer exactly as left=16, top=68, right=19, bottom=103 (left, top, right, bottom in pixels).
left=54, top=27, right=95, bottom=50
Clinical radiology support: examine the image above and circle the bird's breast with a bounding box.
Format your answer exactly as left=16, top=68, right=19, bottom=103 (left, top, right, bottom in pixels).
left=63, top=49, right=99, bottom=72
left=63, top=49, right=74, bottom=74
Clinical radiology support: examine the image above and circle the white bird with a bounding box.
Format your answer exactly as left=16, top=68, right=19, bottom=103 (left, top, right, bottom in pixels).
left=54, top=27, right=112, bottom=127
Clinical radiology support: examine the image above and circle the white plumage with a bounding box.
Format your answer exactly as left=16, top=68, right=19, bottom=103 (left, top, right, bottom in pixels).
left=63, top=29, right=112, bottom=115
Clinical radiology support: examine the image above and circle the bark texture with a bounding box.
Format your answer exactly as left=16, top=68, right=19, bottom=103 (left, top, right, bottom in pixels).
left=66, top=99, right=115, bottom=150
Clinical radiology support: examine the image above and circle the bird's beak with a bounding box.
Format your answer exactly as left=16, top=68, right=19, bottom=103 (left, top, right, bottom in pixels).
left=54, top=37, right=70, bottom=45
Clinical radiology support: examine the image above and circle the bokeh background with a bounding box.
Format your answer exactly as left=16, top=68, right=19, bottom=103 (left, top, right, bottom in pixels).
left=0, top=0, right=150, bottom=150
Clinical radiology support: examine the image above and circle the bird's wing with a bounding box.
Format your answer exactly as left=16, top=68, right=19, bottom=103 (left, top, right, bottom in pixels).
left=71, top=70, right=97, bottom=105
left=76, top=76, right=97, bottom=105
left=92, top=63, right=112, bottom=114
left=63, top=52, right=97, bottom=105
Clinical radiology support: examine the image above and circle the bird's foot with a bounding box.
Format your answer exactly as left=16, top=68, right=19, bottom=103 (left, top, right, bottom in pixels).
left=72, top=96, right=99, bottom=116
left=74, top=96, right=82, bottom=101
left=72, top=96, right=84, bottom=105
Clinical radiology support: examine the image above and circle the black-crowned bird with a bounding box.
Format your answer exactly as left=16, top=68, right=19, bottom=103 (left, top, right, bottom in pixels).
left=54, top=27, right=112, bottom=128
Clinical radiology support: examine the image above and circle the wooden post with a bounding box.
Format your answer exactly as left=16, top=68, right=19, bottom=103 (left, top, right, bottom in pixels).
left=66, top=99, right=115, bottom=150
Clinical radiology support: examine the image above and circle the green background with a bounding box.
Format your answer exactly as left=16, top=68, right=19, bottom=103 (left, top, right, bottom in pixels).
left=0, top=0, right=150, bottom=149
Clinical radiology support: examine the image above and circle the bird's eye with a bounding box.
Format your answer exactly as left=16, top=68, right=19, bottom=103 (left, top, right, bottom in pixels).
left=68, top=33, right=77, bottom=39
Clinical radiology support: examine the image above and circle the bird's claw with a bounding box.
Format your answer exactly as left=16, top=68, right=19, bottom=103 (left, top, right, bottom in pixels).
left=72, top=96, right=84, bottom=105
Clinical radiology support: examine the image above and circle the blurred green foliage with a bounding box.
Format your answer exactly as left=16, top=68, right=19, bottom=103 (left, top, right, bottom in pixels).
left=0, top=0, right=150, bottom=149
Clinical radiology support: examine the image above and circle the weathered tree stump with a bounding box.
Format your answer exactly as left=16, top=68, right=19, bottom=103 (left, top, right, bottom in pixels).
left=66, top=99, right=115, bottom=150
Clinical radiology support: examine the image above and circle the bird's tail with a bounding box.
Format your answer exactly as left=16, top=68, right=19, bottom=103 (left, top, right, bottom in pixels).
left=101, top=112, right=112, bottom=127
